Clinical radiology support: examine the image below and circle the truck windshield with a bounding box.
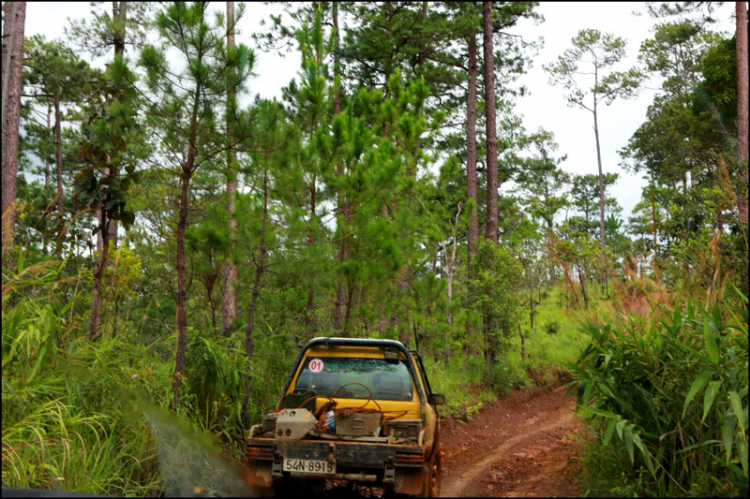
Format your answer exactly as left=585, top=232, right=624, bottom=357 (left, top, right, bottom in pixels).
left=293, top=357, right=414, bottom=402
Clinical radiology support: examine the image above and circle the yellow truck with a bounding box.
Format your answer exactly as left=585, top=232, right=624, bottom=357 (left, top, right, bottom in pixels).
left=245, top=337, right=444, bottom=496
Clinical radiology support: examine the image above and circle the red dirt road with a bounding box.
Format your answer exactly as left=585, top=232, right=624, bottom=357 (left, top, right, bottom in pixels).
left=439, top=383, right=583, bottom=497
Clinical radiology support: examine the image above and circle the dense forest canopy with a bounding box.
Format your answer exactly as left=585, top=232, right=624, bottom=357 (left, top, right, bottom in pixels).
left=2, top=1, right=748, bottom=497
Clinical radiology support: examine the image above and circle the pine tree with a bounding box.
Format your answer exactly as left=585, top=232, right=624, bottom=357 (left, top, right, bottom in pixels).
left=66, top=2, right=155, bottom=250
left=74, top=56, right=142, bottom=341
left=222, top=0, right=238, bottom=337
left=544, top=29, right=640, bottom=253
left=138, top=1, right=254, bottom=409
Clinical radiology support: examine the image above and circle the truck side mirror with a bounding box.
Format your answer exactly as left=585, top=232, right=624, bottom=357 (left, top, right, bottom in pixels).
left=428, top=393, right=445, bottom=406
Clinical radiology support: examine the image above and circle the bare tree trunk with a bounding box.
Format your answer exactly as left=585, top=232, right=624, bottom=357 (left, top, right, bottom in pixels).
left=1, top=2, right=26, bottom=256
left=243, top=166, right=268, bottom=427
left=483, top=1, right=498, bottom=244
left=222, top=0, right=238, bottom=337
left=518, top=323, right=526, bottom=362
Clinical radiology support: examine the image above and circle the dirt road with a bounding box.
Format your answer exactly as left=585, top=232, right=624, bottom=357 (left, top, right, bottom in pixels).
left=439, top=383, right=583, bottom=497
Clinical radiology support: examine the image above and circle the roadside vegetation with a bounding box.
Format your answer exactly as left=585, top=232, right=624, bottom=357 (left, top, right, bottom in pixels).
left=572, top=286, right=748, bottom=497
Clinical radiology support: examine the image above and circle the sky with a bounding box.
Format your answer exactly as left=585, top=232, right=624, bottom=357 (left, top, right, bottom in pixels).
left=21, top=1, right=738, bottom=223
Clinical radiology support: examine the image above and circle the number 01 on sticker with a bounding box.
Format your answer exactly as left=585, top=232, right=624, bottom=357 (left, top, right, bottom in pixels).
left=309, top=358, right=324, bottom=373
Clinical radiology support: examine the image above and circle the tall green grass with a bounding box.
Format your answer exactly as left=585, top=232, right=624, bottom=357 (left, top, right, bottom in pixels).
left=569, top=292, right=749, bottom=496
left=2, top=251, right=297, bottom=495
left=423, top=354, right=496, bottom=420
left=423, top=283, right=591, bottom=419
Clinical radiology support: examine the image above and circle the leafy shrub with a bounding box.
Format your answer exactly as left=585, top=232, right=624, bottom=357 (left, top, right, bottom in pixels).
left=569, top=293, right=748, bottom=496
left=544, top=321, right=561, bottom=335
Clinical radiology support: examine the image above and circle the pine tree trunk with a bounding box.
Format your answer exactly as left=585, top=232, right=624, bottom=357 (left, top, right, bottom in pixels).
left=482, top=1, right=498, bottom=244
left=593, top=81, right=609, bottom=296
left=243, top=167, right=268, bottom=427
left=529, top=284, right=535, bottom=329
left=445, top=210, right=460, bottom=363
left=578, top=262, right=589, bottom=310
left=736, top=1, right=749, bottom=293
left=171, top=83, right=202, bottom=410
left=54, top=91, right=64, bottom=213
left=171, top=168, right=191, bottom=410
left=105, top=1, right=127, bottom=252
left=222, top=0, right=238, bottom=337
left=593, top=99, right=606, bottom=250
left=332, top=2, right=348, bottom=333
left=737, top=1, right=749, bottom=224
left=1, top=2, right=26, bottom=256
left=89, top=212, right=109, bottom=341
left=1, top=2, right=16, bottom=122
left=466, top=31, right=479, bottom=264
left=306, top=176, right=316, bottom=324
left=43, top=104, right=52, bottom=255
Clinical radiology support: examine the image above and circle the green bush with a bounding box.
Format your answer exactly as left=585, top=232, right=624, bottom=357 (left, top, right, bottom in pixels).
left=423, top=354, right=496, bottom=420
left=569, top=293, right=749, bottom=496
left=544, top=321, right=561, bottom=335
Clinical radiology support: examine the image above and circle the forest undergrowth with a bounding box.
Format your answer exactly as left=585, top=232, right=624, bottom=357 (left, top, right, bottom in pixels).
left=569, top=278, right=748, bottom=497
left=2, top=249, right=588, bottom=496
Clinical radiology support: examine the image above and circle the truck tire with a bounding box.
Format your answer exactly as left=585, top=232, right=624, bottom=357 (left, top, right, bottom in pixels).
left=429, top=448, right=443, bottom=497
left=427, top=444, right=441, bottom=497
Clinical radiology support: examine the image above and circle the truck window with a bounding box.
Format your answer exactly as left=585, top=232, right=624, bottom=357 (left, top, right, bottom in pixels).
left=293, top=357, right=414, bottom=402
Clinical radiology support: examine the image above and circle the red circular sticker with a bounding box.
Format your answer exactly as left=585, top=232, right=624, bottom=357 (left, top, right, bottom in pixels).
left=308, top=358, right=325, bottom=373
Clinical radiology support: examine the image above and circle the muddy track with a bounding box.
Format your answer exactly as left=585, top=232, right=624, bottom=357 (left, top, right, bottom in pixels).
left=439, top=384, right=583, bottom=497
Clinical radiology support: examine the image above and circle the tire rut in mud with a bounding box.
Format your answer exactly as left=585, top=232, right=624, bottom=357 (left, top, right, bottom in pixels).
left=439, top=384, right=583, bottom=497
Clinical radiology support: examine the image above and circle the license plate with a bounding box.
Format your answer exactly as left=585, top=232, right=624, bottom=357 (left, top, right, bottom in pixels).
left=284, top=458, right=336, bottom=475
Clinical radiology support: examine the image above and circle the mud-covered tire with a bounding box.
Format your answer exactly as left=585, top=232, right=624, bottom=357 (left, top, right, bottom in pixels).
left=429, top=445, right=442, bottom=497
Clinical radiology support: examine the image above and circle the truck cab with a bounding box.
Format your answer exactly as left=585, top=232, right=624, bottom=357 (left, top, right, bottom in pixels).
left=245, top=337, right=444, bottom=497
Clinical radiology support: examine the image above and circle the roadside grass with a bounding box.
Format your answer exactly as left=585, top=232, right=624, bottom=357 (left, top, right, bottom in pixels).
left=425, top=283, right=593, bottom=421
left=423, top=354, right=496, bottom=420
left=569, top=291, right=748, bottom=497
left=0, top=255, right=593, bottom=495
left=503, top=283, right=591, bottom=387
left=1, top=257, right=280, bottom=495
